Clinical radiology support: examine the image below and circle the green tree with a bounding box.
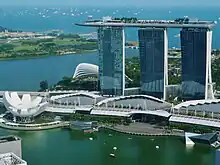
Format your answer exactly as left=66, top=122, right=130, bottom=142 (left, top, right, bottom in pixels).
left=212, top=58, right=220, bottom=90
left=0, top=44, right=15, bottom=52
left=40, top=80, right=49, bottom=91
left=57, top=76, right=72, bottom=86
left=125, top=57, right=140, bottom=87
left=58, top=34, right=80, bottom=39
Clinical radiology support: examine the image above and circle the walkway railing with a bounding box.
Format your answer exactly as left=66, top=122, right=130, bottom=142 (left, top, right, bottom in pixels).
left=100, top=126, right=180, bottom=137
left=173, top=114, right=220, bottom=123
left=0, top=119, right=70, bottom=131
left=94, top=107, right=131, bottom=112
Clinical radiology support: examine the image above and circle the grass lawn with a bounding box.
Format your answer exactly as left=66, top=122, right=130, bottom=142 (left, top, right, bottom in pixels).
left=0, top=37, right=97, bottom=60
left=53, top=38, right=90, bottom=45
left=53, top=38, right=75, bottom=45
left=14, top=45, right=38, bottom=51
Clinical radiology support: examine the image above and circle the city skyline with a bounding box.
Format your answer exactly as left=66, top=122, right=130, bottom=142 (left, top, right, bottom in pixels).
left=0, top=2, right=220, bottom=165
left=76, top=18, right=215, bottom=100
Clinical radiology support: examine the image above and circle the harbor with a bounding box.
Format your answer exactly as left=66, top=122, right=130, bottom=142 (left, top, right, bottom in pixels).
left=0, top=127, right=217, bottom=165
left=0, top=5, right=220, bottom=165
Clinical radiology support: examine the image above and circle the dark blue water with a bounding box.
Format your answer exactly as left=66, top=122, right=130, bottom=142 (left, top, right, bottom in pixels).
left=0, top=128, right=216, bottom=165
left=0, top=53, right=98, bottom=91
left=0, top=50, right=138, bottom=91
left=0, top=6, right=220, bottom=48
left=0, top=6, right=219, bottom=91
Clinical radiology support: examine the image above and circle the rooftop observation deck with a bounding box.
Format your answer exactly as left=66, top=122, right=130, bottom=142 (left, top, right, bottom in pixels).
left=75, top=17, right=216, bottom=29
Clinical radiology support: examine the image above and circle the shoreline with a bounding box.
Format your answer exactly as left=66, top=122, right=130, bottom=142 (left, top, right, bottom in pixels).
left=0, top=50, right=97, bottom=61
left=99, top=124, right=184, bottom=137
left=0, top=47, right=181, bottom=62
left=0, top=123, right=183, bottom=137
left=0, top=117, right=184, bottom=137
left=0, top=119, right=70, bottom=131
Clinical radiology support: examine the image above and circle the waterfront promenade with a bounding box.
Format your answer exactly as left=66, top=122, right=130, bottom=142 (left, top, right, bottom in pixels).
left=1, top=90, right=220, bottom=131
left=101, top=123, right=184, bottom=137
left=0, top=119, right=69, bottom=131
left=2, top=103, right=220, bottom=131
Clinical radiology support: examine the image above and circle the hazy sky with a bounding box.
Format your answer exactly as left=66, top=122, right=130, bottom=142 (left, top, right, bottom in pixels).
left=0, top=0, right=220, bottom=7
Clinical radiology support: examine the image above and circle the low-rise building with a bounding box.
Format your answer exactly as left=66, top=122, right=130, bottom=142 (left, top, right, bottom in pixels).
left=0, top=152, right=27, bottom=165
left=0, top=136, right=22, bottom=158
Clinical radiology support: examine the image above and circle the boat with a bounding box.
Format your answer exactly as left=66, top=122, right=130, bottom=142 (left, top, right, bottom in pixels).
left=88, top=15, right=93, bottom=19
left=109, top=153, right=115, bottom=158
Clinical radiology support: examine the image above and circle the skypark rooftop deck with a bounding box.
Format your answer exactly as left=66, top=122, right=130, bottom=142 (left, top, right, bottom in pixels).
left=75, top=18, right=216, bottom=29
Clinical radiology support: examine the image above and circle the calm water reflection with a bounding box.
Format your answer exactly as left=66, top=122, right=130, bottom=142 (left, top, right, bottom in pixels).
left=0, top=128, right=216, bottom=165
left=0, top=49, right=138, bottom=91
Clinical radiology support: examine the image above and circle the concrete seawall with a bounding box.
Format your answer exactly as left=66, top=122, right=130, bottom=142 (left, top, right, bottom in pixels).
left=99, top=126, right=181, bottom=137
left=0, top=121, right=70, bottom=131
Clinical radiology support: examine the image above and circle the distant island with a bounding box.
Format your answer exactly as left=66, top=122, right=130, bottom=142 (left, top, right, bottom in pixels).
left=0, top=26, right=22, bottom=33
left=0, top=28, right=98, bottom=60
left=0, top=27, right=140, bottom=61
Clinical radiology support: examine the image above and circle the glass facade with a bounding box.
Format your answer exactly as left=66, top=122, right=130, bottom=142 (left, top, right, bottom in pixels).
left=138, top=28, right=166, bottom=99
left=181, top=28, right=208, bottom=100
left=97, top=27, right=125, bottom=96
left=215, top=150, right=220, bottom=165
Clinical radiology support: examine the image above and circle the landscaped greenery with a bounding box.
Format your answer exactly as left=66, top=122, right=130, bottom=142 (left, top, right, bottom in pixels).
left=52, top=76, right=98, bottom=91
left=114, top=17, right=138, bottom=23
left=167, top=51, right=220, bottom=91
left=125, top=57, right=140, bottom=87
left=70, top=113, right=132, bottom=125
left=0, top=34, right=97, bottom=60
left=39, top=80, right=49, bottom=92
left=51, top=56, right=142, bottom=91
left=125, top=56, right=182, bottom=88
left=48, top=47, right=220, bottom=98
left=212, top=58, right=220, bottom=90
left=169, top=123, right=216, bottom=133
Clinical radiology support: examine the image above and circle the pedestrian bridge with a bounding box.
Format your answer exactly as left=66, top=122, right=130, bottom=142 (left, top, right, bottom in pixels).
left=0, top=90, right=91, bottom=97
left=44, top=105, right=93, bottom=113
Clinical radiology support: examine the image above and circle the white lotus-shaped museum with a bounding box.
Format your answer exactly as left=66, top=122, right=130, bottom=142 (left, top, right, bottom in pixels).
left=3, top=91, right=46, bottom=117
